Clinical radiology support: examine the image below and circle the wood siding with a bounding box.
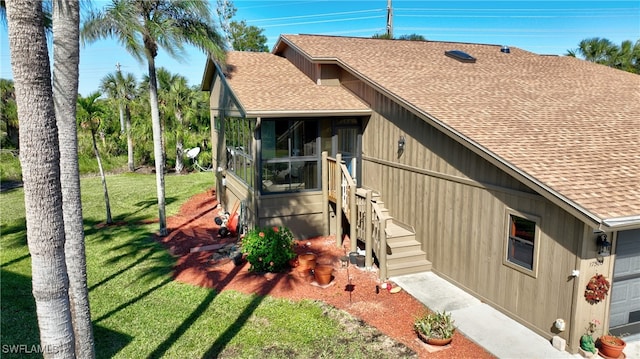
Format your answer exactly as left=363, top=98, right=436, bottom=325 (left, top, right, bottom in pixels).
left=257, top=191, right=326, bottom=239
left=343, top=74, right=583, bottom=341
left=282, top=46, right=317, bottom=82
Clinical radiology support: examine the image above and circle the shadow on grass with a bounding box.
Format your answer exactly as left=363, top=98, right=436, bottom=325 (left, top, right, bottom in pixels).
left=133, top=196, right=178, bottom=212
left=93, top=277, right=173, bottom=324
left=0, top=270, right=132, bottom=359
left=0, top=218, right=27, bottom=249
left=1, top=253, right=30, bottom=269
left=202, top=271, right=286, bottom=357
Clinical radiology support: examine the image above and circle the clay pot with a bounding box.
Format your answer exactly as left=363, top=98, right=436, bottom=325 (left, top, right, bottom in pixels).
left=598, top=335, right=626, bottom=358
left=417, top=332, right=452, bottom=346
left=297, top=253, right=316, bottom=270
left=314, top=265, right=333, bottom=285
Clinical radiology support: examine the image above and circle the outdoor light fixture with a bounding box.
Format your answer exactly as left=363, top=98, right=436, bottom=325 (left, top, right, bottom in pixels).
left=398, top=135, right=406, bottom=152
left=596, top=233, right=611, bottom=257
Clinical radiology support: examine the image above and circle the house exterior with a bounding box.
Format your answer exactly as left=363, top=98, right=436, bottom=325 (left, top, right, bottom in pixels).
left=201, top=34, right=640, bottom=353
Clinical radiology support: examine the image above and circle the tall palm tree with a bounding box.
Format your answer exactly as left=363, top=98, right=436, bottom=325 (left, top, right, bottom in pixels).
left=100, top=70, right=138, bottom=171
left=165, top=75, right=196, bottom=173
left=6, top=1, right=76, bottom=356
left=52, top=1, right=95, bottom=357
left=82, top=0, right=225, bottom=236
left=78, top=92, right=113, bottom=225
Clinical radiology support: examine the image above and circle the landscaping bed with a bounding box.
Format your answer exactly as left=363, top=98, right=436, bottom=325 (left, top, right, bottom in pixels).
left=158, top=189, right=495, bottom=358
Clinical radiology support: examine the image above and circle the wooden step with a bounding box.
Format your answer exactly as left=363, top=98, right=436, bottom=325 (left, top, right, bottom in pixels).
left=386, top=238, right=423, bottom=255
left=387, top=250, right=429, bottom=264
left=387, top=258, right=432, bottom=277
left=385, top=221, right=413, bottom=238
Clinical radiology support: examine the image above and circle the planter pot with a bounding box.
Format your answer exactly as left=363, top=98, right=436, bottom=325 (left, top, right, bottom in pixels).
left=349, top=252, right=358, bottom=264
left=297, top=253, right=316, bottom=270
left=598, top=335, right=626, bottom=358
left=314, top=265, right=333, bottom=285
left=355, top=255, right=365, bottom=268
left=417, top=332, right=452, bottom=346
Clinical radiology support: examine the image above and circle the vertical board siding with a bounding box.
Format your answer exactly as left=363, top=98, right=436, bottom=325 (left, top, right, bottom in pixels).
left=349, top=77, right=581, bottom=338
left=283, top=46, right=317, bottom=82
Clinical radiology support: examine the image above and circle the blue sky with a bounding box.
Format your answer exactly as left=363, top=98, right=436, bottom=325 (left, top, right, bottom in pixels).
left=1, top=0, right=638, bottom=96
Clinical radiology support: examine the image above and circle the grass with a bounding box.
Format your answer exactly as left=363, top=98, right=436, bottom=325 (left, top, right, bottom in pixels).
left=1, top=172, right=403, bottom=358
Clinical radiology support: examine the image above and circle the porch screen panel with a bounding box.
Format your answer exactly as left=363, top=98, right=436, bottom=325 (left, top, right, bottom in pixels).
left=225, top=117, right=255, bottom=189
left=261, top=119, right=320, bottom=193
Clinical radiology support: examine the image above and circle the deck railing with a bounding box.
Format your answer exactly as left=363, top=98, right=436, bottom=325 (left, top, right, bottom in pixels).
left=324, top=151, right=389, bottom=280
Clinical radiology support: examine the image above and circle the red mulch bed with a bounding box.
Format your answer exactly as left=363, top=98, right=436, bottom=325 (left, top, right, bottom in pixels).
left=156, top=189, right=495, bottom=358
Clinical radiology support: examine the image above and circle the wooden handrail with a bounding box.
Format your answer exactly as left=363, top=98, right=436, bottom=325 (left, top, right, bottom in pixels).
left=324, top=153, right=390, bottom=280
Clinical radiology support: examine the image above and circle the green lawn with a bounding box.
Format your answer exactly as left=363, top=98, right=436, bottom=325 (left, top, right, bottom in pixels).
left=1, top=173, right=405, bottom=358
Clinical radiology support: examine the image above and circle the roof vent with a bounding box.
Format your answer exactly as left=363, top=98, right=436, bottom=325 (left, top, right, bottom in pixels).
left=500, top=45, right=510, bottom=53
left=445, top=50, right=476, bottom=63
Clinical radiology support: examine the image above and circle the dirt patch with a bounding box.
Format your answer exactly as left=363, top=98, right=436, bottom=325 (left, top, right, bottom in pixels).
left=157, top=189, right=496, bottom=358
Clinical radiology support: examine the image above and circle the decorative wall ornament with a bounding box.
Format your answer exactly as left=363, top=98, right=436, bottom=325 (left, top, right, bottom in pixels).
left=584, top=273, right=610, bottom=305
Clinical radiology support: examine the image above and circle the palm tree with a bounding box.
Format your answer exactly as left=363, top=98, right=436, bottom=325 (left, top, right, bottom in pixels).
left=0, top=78, right=18, bottom=148
left=52, top=1, right=95, bottom=356
left=610, top=39, right=640, bottom=74
left=100, top=70, right=138, bottom=171
left=165, top=75, right=196, bottom=173
left=82, top=0, right=225, bottom=236
left=5, top=1, right=76, bottom=356
left=78, top=92, right=113, bottom=225
left=576, top=37, right=617, bottom=65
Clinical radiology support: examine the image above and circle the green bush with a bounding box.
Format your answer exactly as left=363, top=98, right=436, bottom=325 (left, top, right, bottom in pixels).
left=241, top=226, right=296, bottom=273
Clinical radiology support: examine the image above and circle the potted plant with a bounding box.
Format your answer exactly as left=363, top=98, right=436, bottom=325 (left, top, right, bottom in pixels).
left=414, top=310, right=455, bottom=346
left=597, top=333, right=626, bottom=358
left=580, top=319, right=599, bottom=356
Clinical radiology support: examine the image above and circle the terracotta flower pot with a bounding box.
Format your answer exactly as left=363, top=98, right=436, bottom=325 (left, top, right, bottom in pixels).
left=314, top=265, right=333, bottom=285
left=297, top=253, right=316, bottom=270
left=598, top=335, right=626, bottom=358
left=417, top=332, right=452, bottom=346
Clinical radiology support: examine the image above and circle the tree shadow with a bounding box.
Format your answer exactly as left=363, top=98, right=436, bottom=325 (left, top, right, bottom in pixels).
left=93, top=325, right=133, bottom=359
left=93, top=277, right=173, bottom=324
left=0, top=218, right=27, bottom=249
left=0, top=270, right=131, bottom=359
left=0, top=253, right=30, bottom=268
left=201, top=271, right=285, bottom=357
left=134, top=196, right=178, bottom=212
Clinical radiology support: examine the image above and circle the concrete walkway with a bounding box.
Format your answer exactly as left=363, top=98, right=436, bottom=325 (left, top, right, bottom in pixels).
left=392, top=272, right=640, bottom=359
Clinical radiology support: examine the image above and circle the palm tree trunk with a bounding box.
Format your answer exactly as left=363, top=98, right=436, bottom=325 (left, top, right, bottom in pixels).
left=6, top=1, right=76, bottom=357
left=147, top=56, right=167, bottom=236
left=91, top=129, right=113, bottom=224
left=126, top=105, right=134, bottom=172
left=118, top=102, right=125, bottom=133
left=175, top=109, right=184, bottom=174
left=52, top=1, right=95, bottom=357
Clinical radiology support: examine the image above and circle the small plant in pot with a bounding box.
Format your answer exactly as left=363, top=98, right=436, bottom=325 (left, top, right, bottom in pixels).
left=414, top=310, right=456, bottom=346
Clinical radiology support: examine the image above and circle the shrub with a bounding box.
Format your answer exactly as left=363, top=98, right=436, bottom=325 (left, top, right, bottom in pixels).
left=241, top=226, right=296, bottom=273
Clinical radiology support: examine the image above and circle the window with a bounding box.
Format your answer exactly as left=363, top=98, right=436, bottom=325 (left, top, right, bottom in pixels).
left=260, top=119, right=319, bottom=193
left=504, top=211, right=540, bottom=275
left=225, top=117, right=255, bottom=188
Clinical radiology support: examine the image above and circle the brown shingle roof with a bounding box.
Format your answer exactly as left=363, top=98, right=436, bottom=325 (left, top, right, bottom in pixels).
left=280, top=35, right=640, bottom=223
left=222, top=51, right=370, bottom=116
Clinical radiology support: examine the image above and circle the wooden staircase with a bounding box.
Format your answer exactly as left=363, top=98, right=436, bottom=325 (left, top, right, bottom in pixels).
left=325, top=153, right=431, bottom=281
left=385, top=221, right=432, bottom=277
left=377, top=204, right=432, bottom=277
